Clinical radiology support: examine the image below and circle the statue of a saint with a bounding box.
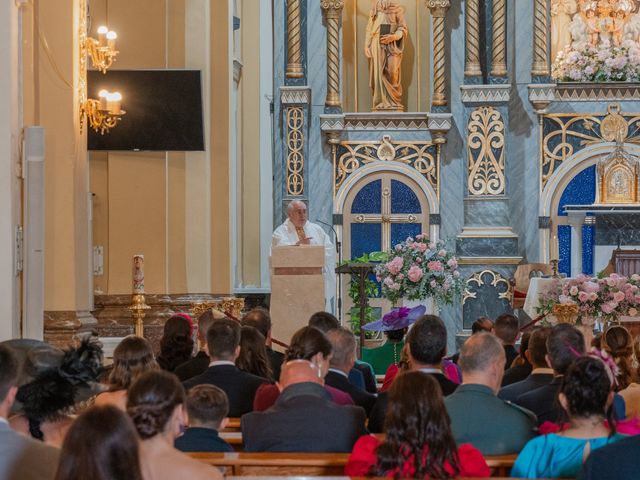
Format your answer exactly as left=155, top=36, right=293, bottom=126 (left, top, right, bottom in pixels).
left=551, top=0, right=578, bottom=59
left=364, top=0, right=408, bottom=112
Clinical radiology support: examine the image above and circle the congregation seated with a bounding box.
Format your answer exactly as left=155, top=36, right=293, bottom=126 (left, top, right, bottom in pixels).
left=94, top=335, right=158, bottom=410
left=0, top=345, right=59, bottom=480
left=54, top=405, right=143, bottom=480
left=578, top=431, right=640, bottom=479
left=242, top=360, right=367, bottom=452
left=157, top=314, right=196, bottom=373
left=499, top=327, right=553, bottom=403
left=175, top=385, right=233, bottom=453
left=603, top=325, right=640, bottom=417
left=325, top=327, right=377, bottom=415
left=368, top=314, right=458, bottom=433
left=445, top=332, right=536, bottom=455
left=515, top=324, right=587, bottom=425
left=512, top=355, right=627, bottom=478
left=175, top=309, right=219, bottom=381
left=448, top=316, right=493, bottom=365
left=184, top=318, right=268, bottom=417
left=253, top=326, right=354, bottom=411
left=494, top=313, right=520, bottom=370
left=502, top=330, right=532, bottom=386
left=309, top=311, right=377, bottom=393
left=345, top=371, right=490, bottom=478
left=8, top=337, right=102, bottom=448
left=237, top=325, right=274, bottom=380
left=379, top=343, right=410, bottom=392
left=127, top=370, right=222, bottom=480
left=242, top=307, right=284, bottom=381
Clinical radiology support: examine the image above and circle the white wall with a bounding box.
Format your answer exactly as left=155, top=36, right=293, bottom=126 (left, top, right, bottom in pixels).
left=0, top=0, right=22, bottom=339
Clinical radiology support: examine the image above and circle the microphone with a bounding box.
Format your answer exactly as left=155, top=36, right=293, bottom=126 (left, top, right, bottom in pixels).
left=314, top=218, right=339, bottom=246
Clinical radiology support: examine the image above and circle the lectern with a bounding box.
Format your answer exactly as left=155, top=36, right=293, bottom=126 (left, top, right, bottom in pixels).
left=270, top=246, right=325, bottom=345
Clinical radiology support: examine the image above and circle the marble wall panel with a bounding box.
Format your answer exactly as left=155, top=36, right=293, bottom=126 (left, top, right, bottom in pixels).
left=595, top=215, right=640, bottom=245
left=456, top=237, right=519, bottom=257
left=464, top=198, right=510, bottom=226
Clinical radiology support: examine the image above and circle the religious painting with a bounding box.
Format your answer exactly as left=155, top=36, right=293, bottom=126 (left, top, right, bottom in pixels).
left=551, top=0, right=640, bottom=60
left=342, top=0, right=432, bottom=113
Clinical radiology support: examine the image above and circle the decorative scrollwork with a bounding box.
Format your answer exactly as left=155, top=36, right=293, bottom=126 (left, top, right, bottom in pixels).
left=467, top=107, right=506, bottom=196
left=462, top=270, right=512, bottom=305
left=333, top=137, right=439, bottom=197
left=286, top=106, right=305, bottom=196
left=541, top=104, right=640, bottom=189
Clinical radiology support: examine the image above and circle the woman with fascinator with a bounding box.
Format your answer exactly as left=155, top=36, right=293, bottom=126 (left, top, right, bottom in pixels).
left=512, top=352, right=628, bottom=478
left=361, top=305, right=425, bottom=375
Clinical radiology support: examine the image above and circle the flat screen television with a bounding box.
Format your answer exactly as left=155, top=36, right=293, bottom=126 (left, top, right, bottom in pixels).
left=87, top=69, right=204, bottom=151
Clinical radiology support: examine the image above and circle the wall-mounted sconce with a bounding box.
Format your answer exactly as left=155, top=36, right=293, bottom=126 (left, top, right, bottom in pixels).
left=79, top=0, right=125, bottom=135
left=86, top=25, right=119, bottom=74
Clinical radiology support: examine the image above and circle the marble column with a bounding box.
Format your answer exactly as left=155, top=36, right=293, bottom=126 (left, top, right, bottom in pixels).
left=427, top=1, right=451, bottom=110
left=568, top=213, right=586, bottom=277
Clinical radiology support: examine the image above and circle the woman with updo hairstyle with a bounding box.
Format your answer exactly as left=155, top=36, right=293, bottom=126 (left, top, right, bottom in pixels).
left=95, top=335, right=158, bottom=410
left=619, top=335, right=640, bottom=418
left=237, top=325, right=273, bottom=380
left=602, top=325, right=637, bottom=391
left=156, top=314, right=195, bottom=372
left=127, top=370, right=222, bottom=480
left=345, top=371, right=490, bottom=478
left=54, top=405, right=143, bottom=480
left=253, top=325, right=356, bottom=411
left=512, top=356, right=628, bottom=478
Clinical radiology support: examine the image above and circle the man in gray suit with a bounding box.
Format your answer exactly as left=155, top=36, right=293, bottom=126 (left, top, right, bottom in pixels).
left=445, top=332, right=536, bottom=455
left=0, top=345, right=59, bottom=480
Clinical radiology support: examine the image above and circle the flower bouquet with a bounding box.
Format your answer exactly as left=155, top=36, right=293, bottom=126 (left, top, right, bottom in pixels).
left=552, top=41, right=640, bottom=82
left=373, top=234, right=464, bottom=307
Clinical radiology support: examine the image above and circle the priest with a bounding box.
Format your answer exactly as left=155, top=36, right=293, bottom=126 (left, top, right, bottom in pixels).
left=272, top=200, right=336, bottom=312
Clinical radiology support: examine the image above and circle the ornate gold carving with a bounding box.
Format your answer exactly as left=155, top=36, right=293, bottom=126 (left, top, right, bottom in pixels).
left=321, top=0, right=344, bottom=108
left=426, top=1, right=449, bottom=107
left=467, top=107, right=506, bottom=196
left=79, top=0, right=88, bottom=131
left=597, top=142, right=640, bottom=204
left=286, top=0, right=303, bottom=78
left=532, top=0, right=550, bottom=76
left=464, top=0, right=482, bottom=78
left=462, top=270, right=512, bottom=305
left=192, top=298, right=245, bottom=321
left=540, top=105, right=640, bottom=189
left=491, top=0, right=507, bottom=77
left=333, top=137, right=439, bottom=197
left=286, top=106, right=305, bottom=196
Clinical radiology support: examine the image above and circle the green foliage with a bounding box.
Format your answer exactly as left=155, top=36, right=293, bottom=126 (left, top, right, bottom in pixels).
left=338, top=253, right=379, bottom=336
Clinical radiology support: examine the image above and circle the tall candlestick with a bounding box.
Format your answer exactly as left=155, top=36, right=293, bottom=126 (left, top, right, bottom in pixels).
left=133, top=254, right=145, bottom=293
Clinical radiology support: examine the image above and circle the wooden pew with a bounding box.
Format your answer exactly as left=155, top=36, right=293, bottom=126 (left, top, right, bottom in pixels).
left=223, top=417, right=241, bottom=431
left=189, top=451, right=517, bottom=477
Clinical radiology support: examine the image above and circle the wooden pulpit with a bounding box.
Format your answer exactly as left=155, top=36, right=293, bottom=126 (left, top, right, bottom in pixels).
left=270, top=246, right=325, bottom=346
left=604, top=248, right=640, bottom=277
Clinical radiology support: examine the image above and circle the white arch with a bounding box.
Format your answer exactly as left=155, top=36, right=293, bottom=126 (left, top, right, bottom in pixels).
left=540, top=142, right=640, bottom=217
left=334, top=161, right=439, bottom=215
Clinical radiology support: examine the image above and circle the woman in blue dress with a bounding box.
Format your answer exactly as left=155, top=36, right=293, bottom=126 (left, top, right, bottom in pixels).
left=512, top=354, right=627, bottom=478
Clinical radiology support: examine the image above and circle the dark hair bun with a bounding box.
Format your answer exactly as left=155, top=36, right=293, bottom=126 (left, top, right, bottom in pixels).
left=128, top=404, right=164, bottom=439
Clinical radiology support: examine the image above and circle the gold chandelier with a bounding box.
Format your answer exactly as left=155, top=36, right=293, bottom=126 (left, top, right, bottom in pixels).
left=79, top=0, right=125, bottom=135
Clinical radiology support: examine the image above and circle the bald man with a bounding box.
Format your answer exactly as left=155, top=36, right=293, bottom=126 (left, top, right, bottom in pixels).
left=241, top=360, right=367, bottom=452
left=271, top=200, right=336, bottom=311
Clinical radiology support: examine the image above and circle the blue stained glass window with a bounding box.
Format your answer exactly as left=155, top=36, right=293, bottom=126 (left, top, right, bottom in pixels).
left=557, top=166, right=596, bottom=216
left=583, top=224, right=594, bottom=276
left=390, top=180, right=421, bottom=214
left=351, top=223, right=382, bottom=259
left=351, top=180, right=381, bottom=214
left=391, top=223, right=422, bottom=249
left=558, top=225, right=571, bottom=277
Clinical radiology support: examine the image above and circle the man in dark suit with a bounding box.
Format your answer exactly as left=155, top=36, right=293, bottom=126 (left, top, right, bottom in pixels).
left=175, top=384, right=233, bottom=452
left=495, top=313, right=520, bottom=370
left=242, top=360, right=367, bottom=452
left=445, top=333, right=536, bottom=455
left=500, top=326, right=553, bottom=402
left=184, top=318, right=268, bottom=417
left=242, top=307, right=284, bottom=381
left=325, top=327, right=376, bottom=415
left=515, top=323, right=585, bottom=426
left=368, top=314, right=457, bottom=433
left=175, top=309, right=221, bottom=381
left=0, top=345, right=59, bottom=480
left=578, top=433, right=640, bottom=480
left=501, top=330, right=532, bottom=386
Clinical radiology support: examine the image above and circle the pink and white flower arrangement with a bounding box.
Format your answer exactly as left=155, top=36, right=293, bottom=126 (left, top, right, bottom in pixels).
left=552, top=41, right=640, bottom=82
left=374, top=234, right=464, bottom=306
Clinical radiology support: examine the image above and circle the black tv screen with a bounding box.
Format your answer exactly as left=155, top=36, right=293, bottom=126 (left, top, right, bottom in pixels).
left=88, top=70, right=204, bottom=151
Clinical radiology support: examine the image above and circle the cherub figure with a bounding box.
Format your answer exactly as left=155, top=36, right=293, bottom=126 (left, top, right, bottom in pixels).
left=611, top=9, right=627, bottom=45
left=586, top=9, right=601, bottom=45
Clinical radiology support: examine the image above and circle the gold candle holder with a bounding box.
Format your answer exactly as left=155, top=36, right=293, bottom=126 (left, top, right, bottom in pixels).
left=550, top=259, right=559, bottom=278
left=552, top=303, right=579, bottom=324
left=129, top=293, right=151, bottom=337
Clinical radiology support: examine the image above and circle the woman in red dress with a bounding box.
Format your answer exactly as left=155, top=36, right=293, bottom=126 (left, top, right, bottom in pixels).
left=345, top=371, right=489, bottom=478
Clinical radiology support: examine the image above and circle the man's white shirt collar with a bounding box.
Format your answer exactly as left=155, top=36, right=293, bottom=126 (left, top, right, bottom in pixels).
left=209, top=360, right=236, bottom=367
left=328, top=367, right=349, bottom=378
